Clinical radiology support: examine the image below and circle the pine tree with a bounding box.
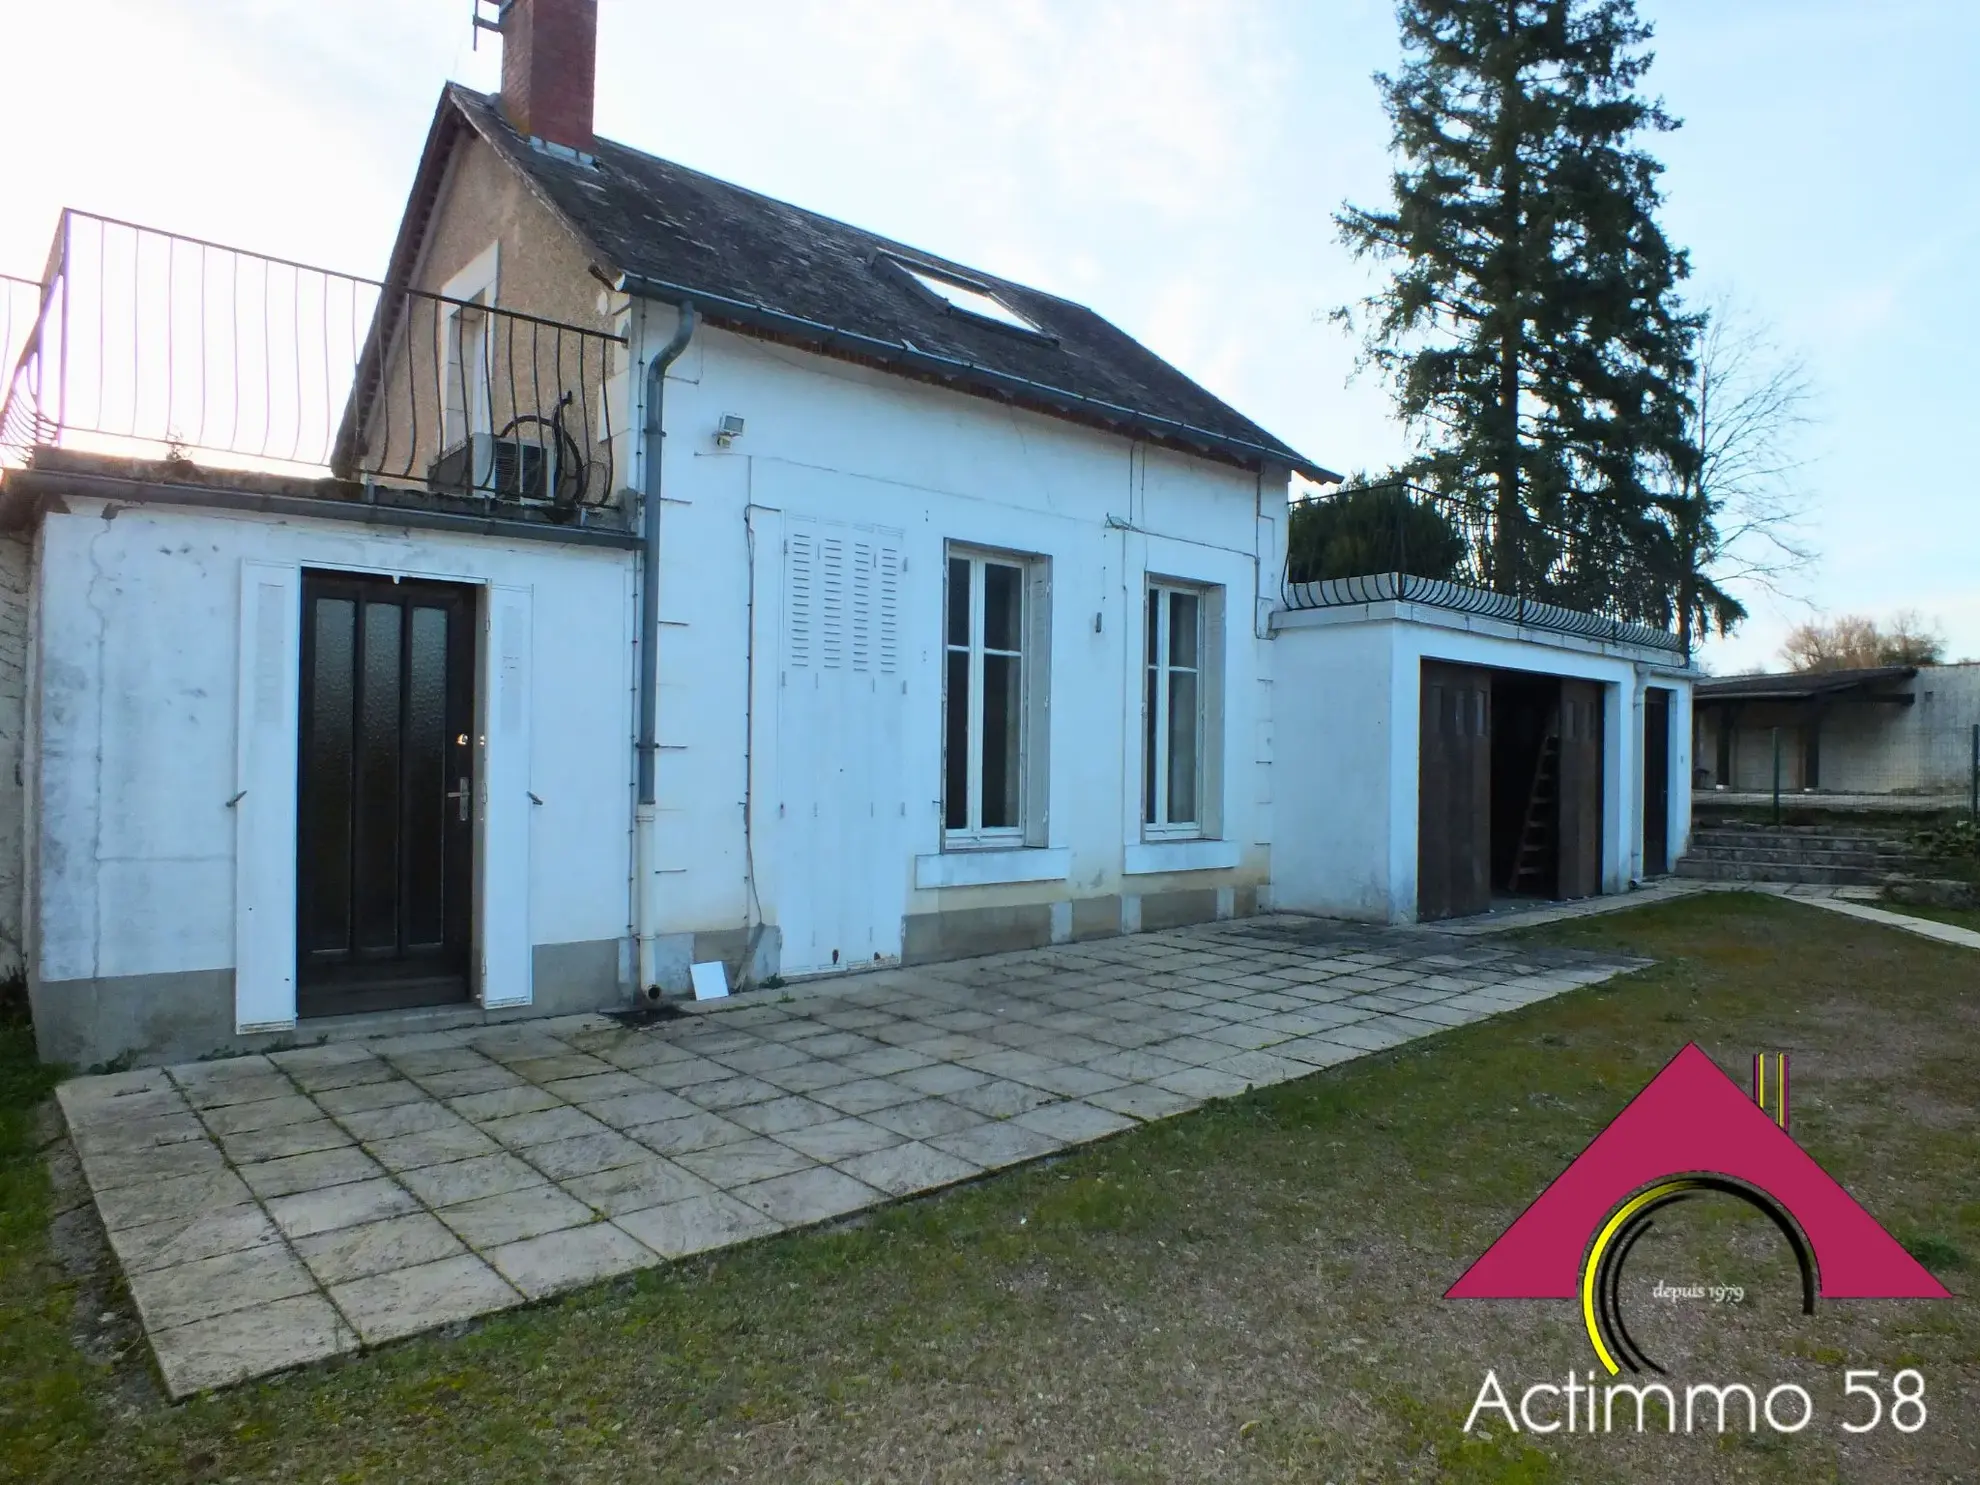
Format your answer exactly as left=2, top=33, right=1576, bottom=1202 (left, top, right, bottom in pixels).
left=1338, top=0, right=1704, bottom=623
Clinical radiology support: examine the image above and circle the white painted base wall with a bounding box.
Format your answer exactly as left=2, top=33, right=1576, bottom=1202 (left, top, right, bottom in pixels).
left=1269, top=602, right=1693, bottom=924
left=26, top=499, right=636, bottom=1042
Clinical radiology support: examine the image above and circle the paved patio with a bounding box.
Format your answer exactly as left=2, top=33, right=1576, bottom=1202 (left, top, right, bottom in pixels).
left=56, top=915, right=1642, bottom=1397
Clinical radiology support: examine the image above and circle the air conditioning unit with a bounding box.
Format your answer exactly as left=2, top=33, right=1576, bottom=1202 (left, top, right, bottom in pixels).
left=428, top=433, right=552, bottom=502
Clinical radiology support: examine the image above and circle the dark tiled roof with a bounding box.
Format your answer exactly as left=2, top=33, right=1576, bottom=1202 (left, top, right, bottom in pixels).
left=444, top=87, right=1329, bottom=480
left=1694, top=665, right=1919, bottom=702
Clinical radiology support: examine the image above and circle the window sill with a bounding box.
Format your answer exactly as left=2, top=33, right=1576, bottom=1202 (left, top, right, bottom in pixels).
left=1124, top=838, right=1240, bottom=876
left=915, top=847, right=1071, bottom=889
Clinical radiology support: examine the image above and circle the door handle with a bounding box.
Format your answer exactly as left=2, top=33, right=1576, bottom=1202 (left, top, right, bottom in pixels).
left=445, top=777, right=471, bottom=821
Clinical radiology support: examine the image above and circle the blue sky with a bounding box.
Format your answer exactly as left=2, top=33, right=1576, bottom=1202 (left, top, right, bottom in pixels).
left=6, top=0, right=1975, bottom=672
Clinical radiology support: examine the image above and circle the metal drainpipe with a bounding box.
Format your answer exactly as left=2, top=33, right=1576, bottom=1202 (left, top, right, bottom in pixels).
left=634, top=302, right=697, bottom=999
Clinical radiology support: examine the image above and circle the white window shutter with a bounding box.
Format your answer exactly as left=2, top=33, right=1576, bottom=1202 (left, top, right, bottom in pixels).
left=819, top=534, right=845, bottom=670
left=1202, top=585, right=1227, bottom=840
left=1024, top=560, right=1053, bottom=847
left=877, top=542, right=900, bottom=674
left=788, top=525, right=814, bottom=671
left=481, top=586, right=534, bottom=1008
left=233, top=561, right=301, bottom=1032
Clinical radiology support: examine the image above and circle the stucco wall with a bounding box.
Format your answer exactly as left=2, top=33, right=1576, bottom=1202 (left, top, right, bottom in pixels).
left=629, top=306, right=1283, bottom=972
left=1699, top=666, right=1980, bottom=797
left=0, top=530, right=28, bottom=979
left=359, top=131, right=634, bottom=513
left=26, top=497, right=636, bottom=1065
left=1271, top=603, right=1692, bottom=923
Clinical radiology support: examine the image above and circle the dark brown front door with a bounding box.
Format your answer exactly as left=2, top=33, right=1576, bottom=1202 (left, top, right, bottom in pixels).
left=1557, top=678, right=1606, bottom=899
left=297, top=571, right=476, bottom=1018
left=1643, top=688, right=1671, bottom=876
left=1418, top=661, right=1492, bottom=921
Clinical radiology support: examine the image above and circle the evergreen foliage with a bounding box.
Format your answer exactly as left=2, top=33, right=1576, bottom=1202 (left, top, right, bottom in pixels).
left=1338, top=0, right=1707, bottom=628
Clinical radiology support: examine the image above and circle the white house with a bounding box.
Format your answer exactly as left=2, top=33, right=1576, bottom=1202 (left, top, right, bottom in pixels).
left=0, top=0, right=1691, bottom=1068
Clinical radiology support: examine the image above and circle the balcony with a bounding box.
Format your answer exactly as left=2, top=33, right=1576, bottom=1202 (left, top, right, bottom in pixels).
left=1, top=211, right=629, bottom=530
left=1282, top=480, right=1687, bottom=657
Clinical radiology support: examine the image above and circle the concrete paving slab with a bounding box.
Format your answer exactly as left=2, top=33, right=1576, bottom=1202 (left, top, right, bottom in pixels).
left=522, top=1130, right=652, bottom=1181
left=626, top=1111, right=755, bottom=1157
left=293, top=1212, right=467, bottom=1286
left=773, top=1116, right=905, bottom=1163
left=438, top=1184, right=595, bottom=1249
left=331, top=1254, right=520, bottom=1345
left=481, top=1105, right=611, bottom=1149
left=489, top=1223, right=657, bottom=1299
left=447, top=1085, right=566, bottom=1121
left=863, top=1097, right=986, bottom=1141
left=218, top=1119, right=356, bottom=1164
left=94, top=1169, right=255, bottom=1232
left=926, top=1120, right=1066, bottom=1171
left=1085, top=1083, right=1202, bottom=1122
left=733, top=1167, right=883, bottom=1227
left=675, top=1136, right=817, bottom=1186
left=726, top=1095, right=841, bottom=1137
left=77, top=1138, right=227, bottom=1190
left=366, top=1124, right=502, bottom=1172
left=1010, top=1100, right=1137, bottom=1143
left=126, top=1243, right=319, bottom=1333
left=313, top=1079, right=429, bottom=1116
left=835, top=1140, right=984, bottom=1197
left=61, top=913, right=1640, bottom=1394
left=239, top=1146, right=386, bottom=1199
left=201, top=1095, right=324, bottom=1136
left=326, top=1098, right=463, bottom=1141
left=809, top=1077, right=921, bottom=1116
left=948, top=1078, right=1059, bottom=1119
left=109, top=1204, right=281, bottom=1275
left=150, top=1293, right=355, bottom=1398
left=266, top=1177, right=420, bottom=1240
left=397, top=1152, right=547, bottom=1209
left=562, top=1157, right=714, bottom=1217
left=614, top=1192, right=782, bottom=1258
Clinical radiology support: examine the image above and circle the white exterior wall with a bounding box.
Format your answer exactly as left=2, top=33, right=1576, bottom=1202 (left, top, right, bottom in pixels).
left=630, top=307, right=1283, bottom=968
left=1271, top=603, right=1692, bottom=923
left=1700, top=664, right=1980, bottom=796
left=0, top=530, right=28, bottom=979
left=27, top=499, right=635, bottom=1053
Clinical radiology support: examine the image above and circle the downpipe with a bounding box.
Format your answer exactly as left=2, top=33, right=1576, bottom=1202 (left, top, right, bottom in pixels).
left=635, top=303, right=697, bottom=1001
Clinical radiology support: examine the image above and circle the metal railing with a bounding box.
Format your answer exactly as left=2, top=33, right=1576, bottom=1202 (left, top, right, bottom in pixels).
left=1282, top=480, right=1688, bottom=656
left=1, top=211, right=627, bottom=519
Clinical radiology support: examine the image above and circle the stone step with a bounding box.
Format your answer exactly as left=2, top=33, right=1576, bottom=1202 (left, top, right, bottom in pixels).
left=1674, top=858, right=1891, bottom=887
left=1686, top=846, right=1905, bottom=868
left=1690, top=829, right=1908, bottom=852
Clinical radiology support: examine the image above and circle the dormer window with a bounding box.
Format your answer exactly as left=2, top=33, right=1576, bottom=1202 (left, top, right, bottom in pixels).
left=889, top=258, right=1046, bottom=336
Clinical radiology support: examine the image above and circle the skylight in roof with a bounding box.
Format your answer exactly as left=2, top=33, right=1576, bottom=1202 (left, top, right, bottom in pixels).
left=901, top=265, right=1042, bottom=333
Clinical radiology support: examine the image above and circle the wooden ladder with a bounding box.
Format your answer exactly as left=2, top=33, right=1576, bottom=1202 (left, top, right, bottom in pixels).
left=1507, top=707, right=1562, bottom=895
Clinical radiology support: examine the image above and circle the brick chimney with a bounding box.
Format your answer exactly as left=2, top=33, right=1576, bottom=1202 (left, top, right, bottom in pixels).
left=499, top=0, right=597, bottom=155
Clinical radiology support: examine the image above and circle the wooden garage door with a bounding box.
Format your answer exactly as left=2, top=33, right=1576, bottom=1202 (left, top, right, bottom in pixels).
left=1418, top=662, right=1492, bottom=921
left=1557, top=678, right=1605, bottom=899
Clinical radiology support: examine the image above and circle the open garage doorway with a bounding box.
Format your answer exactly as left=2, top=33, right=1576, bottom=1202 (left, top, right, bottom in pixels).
left=1418, top=661, right=1605, bottom=921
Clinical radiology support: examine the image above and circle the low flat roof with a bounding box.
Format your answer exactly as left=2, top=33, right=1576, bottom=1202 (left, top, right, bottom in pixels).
left=1694, top=665, right=1917, bottom=703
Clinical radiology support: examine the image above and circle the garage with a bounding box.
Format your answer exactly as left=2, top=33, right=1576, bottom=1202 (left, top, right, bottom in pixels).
left=1417, top=661, right=1605, bottom=921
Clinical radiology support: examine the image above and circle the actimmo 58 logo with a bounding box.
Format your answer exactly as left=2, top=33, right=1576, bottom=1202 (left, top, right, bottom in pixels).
left=1447, top=1044, right=1949, bottom=1437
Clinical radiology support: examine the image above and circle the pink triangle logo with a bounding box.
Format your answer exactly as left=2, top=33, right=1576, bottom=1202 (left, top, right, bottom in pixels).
left=1448, top=1044, right=1948, bottom=1373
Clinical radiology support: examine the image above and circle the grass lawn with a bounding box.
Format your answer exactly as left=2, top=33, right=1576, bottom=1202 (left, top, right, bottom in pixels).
left=4, top=893, right=1976, bottom=1483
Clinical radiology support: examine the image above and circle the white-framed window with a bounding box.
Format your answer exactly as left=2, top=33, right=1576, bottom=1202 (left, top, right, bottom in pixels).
left=943, top=545, right=1049, bottom=847
left=1144, top=579, right=1224, bottom=839
left=441, top=293, right=492, bottom=452
left=440, top=242, right=500, bottom=454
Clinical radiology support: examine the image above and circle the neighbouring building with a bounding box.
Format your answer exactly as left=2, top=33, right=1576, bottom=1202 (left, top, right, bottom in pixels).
left=1694, top=663, right=1980, bottom=805
left=0, top=0, right=1692, bottom=1067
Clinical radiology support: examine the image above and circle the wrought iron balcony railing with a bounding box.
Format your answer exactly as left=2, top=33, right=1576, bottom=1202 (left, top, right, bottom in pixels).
left=1, top=211, right=628, bottom=523
left=1283, top=480, right=1687, bottom=657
